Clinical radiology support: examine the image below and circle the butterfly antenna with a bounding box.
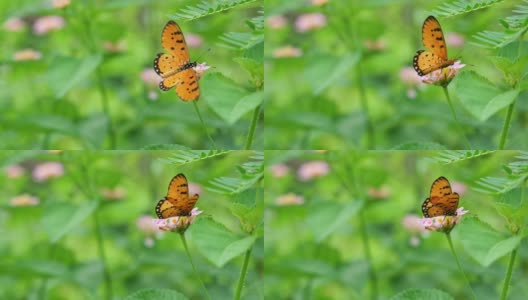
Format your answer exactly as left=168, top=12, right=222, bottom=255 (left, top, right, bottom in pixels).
left=194, top=47, right=212, bottom=62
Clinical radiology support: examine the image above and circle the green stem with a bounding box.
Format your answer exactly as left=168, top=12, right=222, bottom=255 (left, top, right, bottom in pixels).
left=95, top=68, right=117, bottom=149
left=498, top=102, right=515, bottom=150
left=359, top=212, right=378, bottom=300
left=445, top=233, right=476, bottom=300
left=357, top=62, right=375, bottom=149
left=234, top=247, right=253, bottom=300
left=500, top=249, right=518, bottom=300
left=192, top=101, right=217, bottom=150
left=93, top=212, right=112, bottom=300
left=244, top=104, right=261, bottom=150
left=442, top=86, right=471, bottom=149
left=180, top=233, right=211, bottom=300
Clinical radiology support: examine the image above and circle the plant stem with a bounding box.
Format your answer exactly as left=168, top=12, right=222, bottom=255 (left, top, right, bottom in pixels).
left=244, top=104, right=261, bottom=150
left=357, top=62, right=375, bottom=149
left=442, top=86, right=471, bottom=149
left=234, top=247, right=253, bottom=300
left=359, top=211, right=378, bottom=300
left=93, top=212, right=112, bottom=300
left=180, top=233, right=211, bottom=300
left=500, top=249, right=518, bottom=300
left=95, top=68, right=117, bottom=149
left=445, top=232, right=476, bottom=300
left=498, top=102, right=516, bottom=150
left=192, top=101, right=217, bottom=150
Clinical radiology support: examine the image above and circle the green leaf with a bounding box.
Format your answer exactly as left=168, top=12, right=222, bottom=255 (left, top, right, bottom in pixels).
left=479, top=89, right=519, bottom=121
left=307, top=201, right=363, bottom=242
left=190, top=217, right=258, bottom=267
left=304, top=52, right=359, bottom=95
left=234, top=57, right=263, bottom=85
left=458, top=217, right=521, bottom=266
left=23, top=114, right=78, bottom=135
left=47, top=55, right=102, bottom=98
left=452, top=71, right=501, bottom=121
left=391, top=142, right=447, bottom=150
left=201, top=73, right=259, bottom=124
left=141, top=144, right=192, bottom=150
left=41, top=201, right=99, bottom=243
left=229, top=188, right=263, bottom=232
left=124, top=288, right=189, bottom=300
left=390, top=288, right=454, bottom=300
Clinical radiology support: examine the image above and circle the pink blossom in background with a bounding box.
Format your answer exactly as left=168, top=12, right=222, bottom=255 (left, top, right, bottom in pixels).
left=364, top=38, right=387, bottom=51
left=276, top=193, right=304, bottom=206
left=141, top=69, right=161, bottom=87
left=272, top=46, right=302, bottom=58
left=10, top=194, right=40, bottom=206
left=32, top=162, right=64, bottom=182
left=297, top=161, right=329, bottom=181
left=451, top=181, right=467, bottom=196
left=446, top=33, right=464, bottom=48
left=13, top=49, right=42, bottom=61
left=185, top=33, right=203, bottom=47
left=367, top=185, right=391, bottom=199
left=295, top=13, right=327, bottom=33
left=402, top=214, right=427, bottom=234
left=270, top=164, right=290, bottom=178
left=52, top=0, right=71, bottom=9
left=399, top=67, right=423, bottom=99
left=3, top=17, right=25, bottom=32
left=101, top=187, right=126, bottom=200
left=48, top=150, right=63, bottom=154
left=103, top=40, right=126, bottom=53
left=33, top=15, right=64, bottom=35
left=148, top=90, right=158, bottom=101
left=311, top=0, right=329, bottom=6
left=267, top=15, right=287, bottom=29
left=137, top=215, right=163, bottom=247
left=188, top=182, right=202, bottom=196
left=5, top=165, right=25, bottom=178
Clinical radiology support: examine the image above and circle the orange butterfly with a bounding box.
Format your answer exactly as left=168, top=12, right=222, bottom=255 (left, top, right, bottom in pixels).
left=422, top=176, right=460, bottom=218
left=155, top=173, right=199, bottom=218
left=153, top=20, right=200, bottom=101
left=413, top=16, right=457, bottom=76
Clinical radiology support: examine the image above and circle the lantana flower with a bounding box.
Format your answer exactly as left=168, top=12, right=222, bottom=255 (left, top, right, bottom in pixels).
left=420, top=61, right=465, bottom=87
left=422, top=207, right=468, bottom=234
left=154, top=207, right=202, bottom=233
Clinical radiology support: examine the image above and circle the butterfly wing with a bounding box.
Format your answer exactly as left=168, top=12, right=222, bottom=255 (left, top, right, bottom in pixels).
left=422, top=176, right=459, bottom=217
left=156, top=198, right=181, bottom=218
left=164, top=173, right=200, bottom=216
left=161, top=21, right=190, bottom=64
left=175, top=68, right=200, bottom=101
left=413, top=16, right=456, bottom=76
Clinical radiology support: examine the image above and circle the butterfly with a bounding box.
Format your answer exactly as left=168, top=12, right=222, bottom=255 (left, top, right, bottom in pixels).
left=422, top=176, right=460, bottom=218
left=153, top=20, right=200, bottom=101
left=155, top=173, right=199, bottom=219
left=413, top=16, right=457, bottom=76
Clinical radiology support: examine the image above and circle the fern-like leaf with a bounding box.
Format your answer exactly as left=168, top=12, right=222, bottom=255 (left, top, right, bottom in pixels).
left=426, top=150, right=495, bottom=165
left=432, top=0, right=504, bottom=18
left=474, top=152, right=528, bottom=194
left=207, top=151, right=263, bottom=195
left=219, top=9, right=263, bottom=49
left=171, top=0, right=259, bottom=21
left=158, top=150, right=233, bottom=166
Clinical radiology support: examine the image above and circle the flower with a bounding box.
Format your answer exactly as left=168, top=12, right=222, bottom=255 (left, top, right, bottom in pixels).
left=273, top=46, right=303, bottom=58
left=141, top=69, right=161, bottom=87
left=52, top=0, right=71, bottom=9
left=400, top=67, right=423, bottom=99
left=297, top=161, right=329, bottom=181
left=33, top=15, right=65, bottom=35
left=267, top=15, right=287, bottom=29
left=193, top=62, right=210, bottom=80
left=270, top=164, right=290, bottom=178
left=5, top=165, right=25, bottom=178
left=185, top=33, right=203, bottom=48
left=10, top=194, right=40, bottom=206
left=137, top=215, right=163, bottom=247
left=276, top=193, right=304, bottom=206
left=295, top=13, right=327, bottom=32
left=367, top=185, right=391, bottom=199
left=311, top=0, right=329, bottom=6
left=3, top=17, right=25, bottom=32
left=188, top=182, right=203, bottom=196
left=101, top=187, right=126, bottom=200
left=32, top=162, right=64, bottom=182
left=422, top=207, right=468, bottom=233
left=13, top=49, right=42, bottom=61
left=451, top=181, right=467, bottom=196
left=364, top=38, right=387, bottom=51
left=154, top=207, right=202, bottom=233
left=103, top=40, right=126, bottom=53
left=446, top=33, right=464, bottom=48
left=420, top=61, right=465, bottom=87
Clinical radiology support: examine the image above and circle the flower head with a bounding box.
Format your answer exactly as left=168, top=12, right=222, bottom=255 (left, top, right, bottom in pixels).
left=101, top=186, right=126, bottom=200
left=32, top=162, right=64, bottom=182
left=10, top=194, right=40, bottom=206
left=185, top=33, right=203, bottom=48
left=137, top=215, right=163, bottom=247
left=420, top=61, right=465, bottom=87
left=367, top=185, right=391, bottom=199
left=311, top=0, right=329, bottom=6
left=5, top=165, right=25, bottom=178
left=267, top=15, right=287, bottom=29
left=273, top=46, right=303, bottom=58
left=193, top=62, right=210, bottom=80
left=141, top=69, right=161, bottom=87
left=3, top=17, right=26, bottom=32
left=52, top=0, right=71, bottom=9
left=276, top=193, right=304, bottom=206
left=13, top=49, right=42, bottom=61
left=422, top=207, right=468, bottom=233
left=270, top=164, right=290, bottom=178
left=154, top=207, right=202, bottom=233
left=297, top=161, right=329, bottom=181
left=33, top=15, right=64, bottom=35
left=295, top=13, right=327, bottom=32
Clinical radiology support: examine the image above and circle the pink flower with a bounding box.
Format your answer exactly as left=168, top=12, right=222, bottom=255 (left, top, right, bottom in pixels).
left=364, top=38, right=387, bottom=51
left=367, top=185, right=391, bottom=199
left=276, top=193, right=304, bottom=206
left=141, top=69, right=161, bottom=87
left=270, top=164, right=290, bottom=178
left=103, top=40, right=126, bottom=53
left=273, top=46, right=303, bottom=58
left=154, top=207, right=202, bottom=233
left=185, top=33, right=203, bottom=48
left=400, top=67, right=424, bottom=99
left=194, top=62, right=210, bottom=80
left=13, top=49, right=42, bottom=61
left=297, top=161, right=329, bottom=181
left=101, top=187, right=126, bottom=200
left=148, top=90, right=158, bottom=101
left=188, top=182, right=203, bottom=196
left=311, top=0, right=329, bottom=5
left=420, top=61, right=465, bottom=87
left=267, top=15, right=287, bottom=29
left=137, top=215, right=163, bottom=247
left=3, top=17, right=25, bottom=32
left=451, top=181, right=467, bottom=196
left=446, top=33, right=464, bottom=48
left=52, top=0, right=71, bottom=9
left=422, top=207, right=468, bottom=233
left=32, top=162, right=64, bottom=182
left=403, top=214, right=428, bottom=234
left=5, top=165, right=25, bottom=178
left=10, top=194, right=40, bottom=206
left=295, top=13, right=327, bottom=32
left=33, top=15, right=65, bottom=35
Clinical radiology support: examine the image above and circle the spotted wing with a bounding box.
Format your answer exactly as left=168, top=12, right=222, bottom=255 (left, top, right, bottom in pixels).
left=422, top=176, right=459, bottom=217
left=165, top=173, right=199, bottom=216
left=156, top=199, right=181, bottom=218
left=161, top=20, right=190, bottom=65
left=154, top=53, right=180, bottom=77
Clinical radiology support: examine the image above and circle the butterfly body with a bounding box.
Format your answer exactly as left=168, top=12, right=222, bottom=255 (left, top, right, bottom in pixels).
left=155, top=173, right=199, bottom=219
left=422, top=176, right=459, bottom=218
left=153, top=21, right=200, bottom=101
left=413, top=16, right=457, bottom=76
